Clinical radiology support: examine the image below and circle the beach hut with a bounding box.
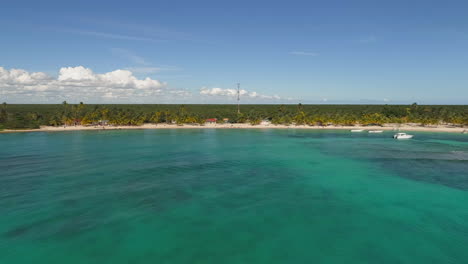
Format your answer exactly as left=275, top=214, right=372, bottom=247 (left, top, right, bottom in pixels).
left=206, top=118, right=217, bottom=124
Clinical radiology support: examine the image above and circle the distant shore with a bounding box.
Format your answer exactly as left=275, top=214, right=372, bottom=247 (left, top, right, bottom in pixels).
left=1, top=123, right=467, bottom=134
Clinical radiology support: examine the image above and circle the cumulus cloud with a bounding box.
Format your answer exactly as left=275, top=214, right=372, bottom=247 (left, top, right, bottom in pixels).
left=0, top=67, right=52, bottom=85
left=200, top=87, right=281, bottom=100
left=1, top=66, right=289, bottom=103
left=0, top=66, right=174, bottom=103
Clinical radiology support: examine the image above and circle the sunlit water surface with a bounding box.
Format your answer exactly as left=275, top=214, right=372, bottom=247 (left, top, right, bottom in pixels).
left=1, top=129, right=468, bottom=263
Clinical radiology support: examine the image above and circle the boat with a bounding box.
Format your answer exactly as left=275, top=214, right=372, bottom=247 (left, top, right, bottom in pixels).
left=368, top=130, right=383, bottom=133
left=350, top=129, right=364, bottom=132
left=393, top=133, right=413, bottom=139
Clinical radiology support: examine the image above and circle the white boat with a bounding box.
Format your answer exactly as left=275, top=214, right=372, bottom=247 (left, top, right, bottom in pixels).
left=368, top=130, right=383, bottom=133
left=393, top=133, right=413, bottom=139
left=350, top=129, right=364, bottom=132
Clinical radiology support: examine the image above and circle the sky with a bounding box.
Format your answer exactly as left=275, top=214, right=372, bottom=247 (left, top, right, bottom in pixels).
left=0, top=0, right=467, bottom=104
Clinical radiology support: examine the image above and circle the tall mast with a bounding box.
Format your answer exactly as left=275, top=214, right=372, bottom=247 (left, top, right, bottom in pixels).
left=237, top=83, right=240, bottom=114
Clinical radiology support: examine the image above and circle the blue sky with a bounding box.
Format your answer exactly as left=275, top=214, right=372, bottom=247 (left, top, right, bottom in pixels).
left=1, top=0, right=467, bottom=104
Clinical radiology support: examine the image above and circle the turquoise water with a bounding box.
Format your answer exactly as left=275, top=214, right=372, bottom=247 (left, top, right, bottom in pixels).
left=1, top=129, right=468, bottom=263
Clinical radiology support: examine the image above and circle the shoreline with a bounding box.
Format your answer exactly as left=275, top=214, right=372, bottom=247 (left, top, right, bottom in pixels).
left=1, top=123, right=467, bottom=134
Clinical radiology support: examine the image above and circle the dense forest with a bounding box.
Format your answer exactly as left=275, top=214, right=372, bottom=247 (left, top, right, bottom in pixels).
left=0, top=102, right=467, bottom=129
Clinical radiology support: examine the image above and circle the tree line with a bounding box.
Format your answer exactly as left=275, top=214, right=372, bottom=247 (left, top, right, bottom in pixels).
left=1, top=102, right=467, bottom=129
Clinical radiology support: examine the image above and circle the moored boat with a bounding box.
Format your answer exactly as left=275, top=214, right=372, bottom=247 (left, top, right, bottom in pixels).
left=393, top=133, right=413, bottom=139
left=351, top=129, right=364, bottom=132
left=368, top=130, right=383, bottom=133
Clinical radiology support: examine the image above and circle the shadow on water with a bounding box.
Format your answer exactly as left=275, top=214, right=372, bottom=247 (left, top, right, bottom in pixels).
left=118, top=157, right=300, bottom=213
left=3, top=209, right=106, bottom=240
left=281, top=130, right=468, bottom=190
left=2, top=145, right=302, bottom=243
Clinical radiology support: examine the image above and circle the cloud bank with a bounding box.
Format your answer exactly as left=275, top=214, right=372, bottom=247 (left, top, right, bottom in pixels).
left=0, top=66, right=286, bottom=103
left=200, top=87, right=281, bottom=100
left=0, top=66, right=171, bottom=103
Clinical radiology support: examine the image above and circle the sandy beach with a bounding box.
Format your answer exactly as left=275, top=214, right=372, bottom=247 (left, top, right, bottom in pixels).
left=1, top=123, right=467, bottom=134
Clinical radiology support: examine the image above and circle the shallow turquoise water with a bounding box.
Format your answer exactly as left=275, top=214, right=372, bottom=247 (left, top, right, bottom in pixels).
left=1, top=129, right=468, bottom=263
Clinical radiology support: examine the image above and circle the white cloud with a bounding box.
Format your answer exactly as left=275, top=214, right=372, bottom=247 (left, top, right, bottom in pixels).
left=58, top=66, right=96, bottom=81
left=289, top=51, right=319, bottom=56
left=0, top=67, right=52, bottom=85
left=200, top=87, right=240, bottom=97
left=57, top=66, right=165, bottom=89
left=0, top=66, right=173, bottom=103
left=200, top=87, right=281, bottom=100
left=1, top=66, right=290, bottom=103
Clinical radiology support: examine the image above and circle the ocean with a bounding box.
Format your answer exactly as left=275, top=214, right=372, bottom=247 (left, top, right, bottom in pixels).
left=1, top=129, right=468, bottom=263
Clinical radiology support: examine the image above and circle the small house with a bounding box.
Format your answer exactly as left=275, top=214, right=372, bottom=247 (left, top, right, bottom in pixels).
left=206, top=118, right=217, bottom=124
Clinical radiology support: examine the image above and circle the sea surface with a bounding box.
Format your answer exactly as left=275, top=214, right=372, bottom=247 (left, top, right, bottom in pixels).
left=1, top=129, right=468, bottom=263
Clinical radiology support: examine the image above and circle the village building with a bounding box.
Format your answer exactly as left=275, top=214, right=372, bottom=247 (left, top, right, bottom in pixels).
left=206, top=118, right=217, bottom=124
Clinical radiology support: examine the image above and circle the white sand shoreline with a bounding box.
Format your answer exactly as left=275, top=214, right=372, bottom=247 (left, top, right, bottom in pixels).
left=1, top=123, right=467, bottom=134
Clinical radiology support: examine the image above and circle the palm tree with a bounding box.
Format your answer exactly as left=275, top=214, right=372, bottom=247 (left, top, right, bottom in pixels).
left=0, top=106, right=7, bottom=123
left=293, top=111, right=307, bottom=125
left=150, top=111, right=163, bottom=123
